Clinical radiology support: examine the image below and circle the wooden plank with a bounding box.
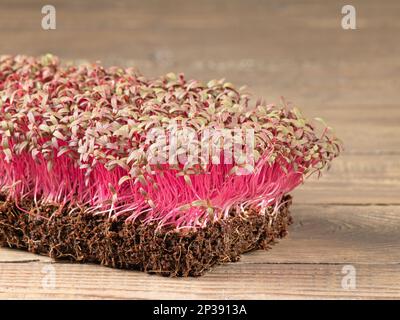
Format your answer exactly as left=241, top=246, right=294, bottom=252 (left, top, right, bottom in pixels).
left=0, top=261, right=398, bottom=299
left=294, top=154, right=400, bottom=204
left=0, top=0, right=399, bottom=300
left=0, top=0, right=399, bottom=108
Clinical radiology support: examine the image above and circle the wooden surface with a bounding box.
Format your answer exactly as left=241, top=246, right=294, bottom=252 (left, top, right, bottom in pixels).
left=0, top=0, right=399, bottom=299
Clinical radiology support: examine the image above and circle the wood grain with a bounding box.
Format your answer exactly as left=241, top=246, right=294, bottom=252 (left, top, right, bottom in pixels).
left=0, top=0, right=399, bottom=299
left=295, top=154, right=400, bottom=204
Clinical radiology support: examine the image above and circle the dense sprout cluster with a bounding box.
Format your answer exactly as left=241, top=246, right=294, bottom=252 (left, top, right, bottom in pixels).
left=0, top=55, right=341, bottom=229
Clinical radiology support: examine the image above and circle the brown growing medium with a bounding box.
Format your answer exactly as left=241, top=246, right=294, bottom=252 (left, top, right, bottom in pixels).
left=0, top=195, right=292, bottom=276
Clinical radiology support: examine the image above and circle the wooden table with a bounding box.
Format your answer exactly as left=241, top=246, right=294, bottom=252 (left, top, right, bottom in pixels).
left=0, top=0, right=399, bottom=299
